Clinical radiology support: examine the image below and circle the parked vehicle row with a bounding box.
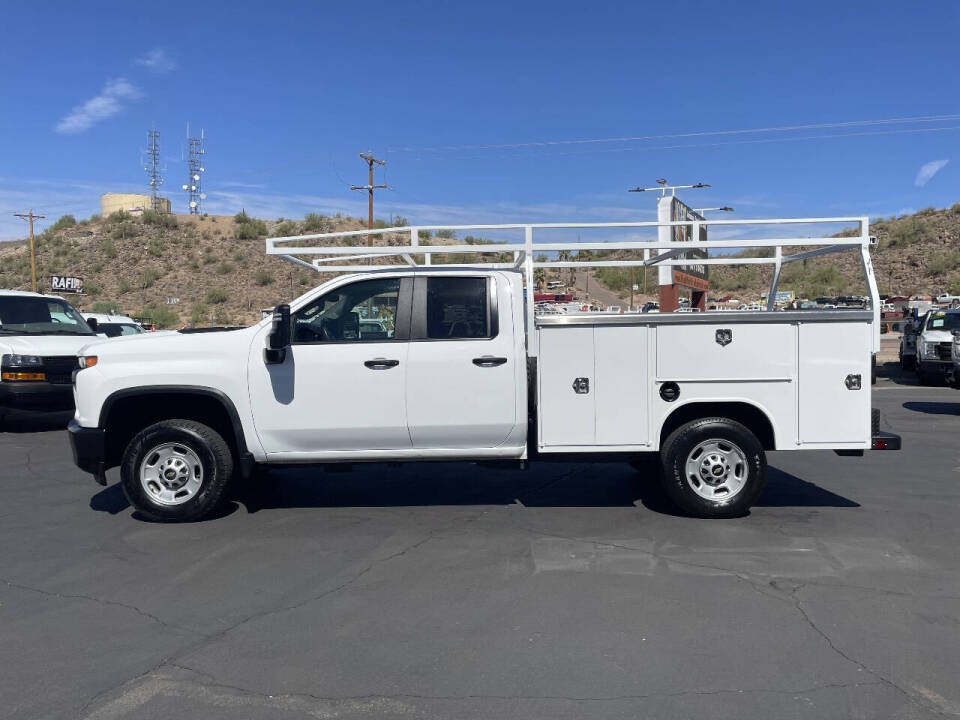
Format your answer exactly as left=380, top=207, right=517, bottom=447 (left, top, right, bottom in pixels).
left=900, top=308, right=960, bottom=384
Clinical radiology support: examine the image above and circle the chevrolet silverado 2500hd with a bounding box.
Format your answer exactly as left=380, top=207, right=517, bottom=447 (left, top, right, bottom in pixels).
left=69, top=215, right=900, bottom=521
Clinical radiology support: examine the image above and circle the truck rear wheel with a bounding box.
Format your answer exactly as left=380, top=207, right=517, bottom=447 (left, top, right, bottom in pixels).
left=120, top=419, right=234, bottom=522
left=660, top=418, right=766, bottom=518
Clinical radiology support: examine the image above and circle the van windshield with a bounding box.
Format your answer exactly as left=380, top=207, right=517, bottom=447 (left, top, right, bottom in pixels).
left=0, top=296, right=95, bottom=336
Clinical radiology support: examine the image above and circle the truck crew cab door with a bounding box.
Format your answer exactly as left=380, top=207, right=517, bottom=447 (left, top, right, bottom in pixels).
left=249, top=276, right=413, bottom=456
left=405, top=274, right=520, bottom=449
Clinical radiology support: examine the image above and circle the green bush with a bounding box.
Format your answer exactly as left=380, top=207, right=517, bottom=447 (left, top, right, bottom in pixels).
left=107, top=210, right=131, bottom=224
left=214, top=307, right=232, bottom=325
left=142, top=210, right=177, bottom=228
left=140, top=267, right=162, bottom=288
left=91, top=301, right=117, bottom=314
left=190, top=302, right=208, bottom=325
left=102, top=240, right=118, bottom=259
left=255, top=269, right=274, bottom=286
left=147, top=238, right=165, bottom=257
left=949, top=273, right=960, bottom=296
left=139, top=304, right=180, bottom=329
left=435, top=229, right=456, bottom=239
left=234, top=210, right=251, bottom=224
left=302, top=213, right=329, bottom=232
left=273, top=220, right=298, bottom=236
left=216, top=262, right=235, bottom=275
left=927, top=251, right=960, bottom=275
left=205, top=287, right=228, bottom=304
left=48, top=214, right=77, bottom=234
left=117, top=278, right=132, bottom=294
left=234, top=217, right=268, bottom=240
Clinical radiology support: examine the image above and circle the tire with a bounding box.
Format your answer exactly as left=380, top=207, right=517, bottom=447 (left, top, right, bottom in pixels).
left=659, top=417, right=766, bottom=518
left=120, top=419, right=234, bottom=522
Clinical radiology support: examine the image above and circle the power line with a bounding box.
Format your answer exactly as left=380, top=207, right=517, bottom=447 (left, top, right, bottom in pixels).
left=13, top=210, right=45, bottom=293
left=387, top=113, right=960, bottom=154
left=351, top=152, right=387, bottom=247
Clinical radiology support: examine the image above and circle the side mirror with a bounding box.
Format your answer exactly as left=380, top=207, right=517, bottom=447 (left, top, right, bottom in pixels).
left=264, top=304, right=290, bottom=364
left=86, top=317, right=98, bottom=332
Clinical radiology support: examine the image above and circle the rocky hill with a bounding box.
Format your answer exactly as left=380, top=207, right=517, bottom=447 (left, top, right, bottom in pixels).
left=0, top=211, right=422, bottom=326
left=1, top=203, right=957, bottom=325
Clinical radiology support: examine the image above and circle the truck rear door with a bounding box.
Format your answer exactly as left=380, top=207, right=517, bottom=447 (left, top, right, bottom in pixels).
left=405, top=274, right=519, bottom=449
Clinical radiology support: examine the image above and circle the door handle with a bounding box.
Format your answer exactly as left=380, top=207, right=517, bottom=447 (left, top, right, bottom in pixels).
left=473, top=356, right=508, bottom=367
left=364, top=358, right=399, bottom=369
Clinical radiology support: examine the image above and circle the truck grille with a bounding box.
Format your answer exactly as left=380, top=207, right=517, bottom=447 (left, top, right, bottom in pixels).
left=42, top=356, right=77, bottom=385
left=936, top=342, right=953, bottom=361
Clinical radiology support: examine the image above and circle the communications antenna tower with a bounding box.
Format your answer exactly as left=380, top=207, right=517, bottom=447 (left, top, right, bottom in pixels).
left=143, top=129, right=164, bottom=212
left=182, top=124, right=206, bottom=214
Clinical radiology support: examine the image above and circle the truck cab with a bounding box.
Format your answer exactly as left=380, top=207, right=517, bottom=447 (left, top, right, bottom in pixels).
left=915, top=309, right=960, bottom=384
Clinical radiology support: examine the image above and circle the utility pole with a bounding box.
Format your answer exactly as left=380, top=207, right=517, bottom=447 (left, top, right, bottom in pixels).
left=351, top=152, right=387, bottom=247
left=14, top=210, right=45, bottom=293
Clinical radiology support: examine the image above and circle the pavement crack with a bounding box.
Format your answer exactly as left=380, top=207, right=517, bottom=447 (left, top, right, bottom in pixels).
left=0, top=576, right=195, bottom=634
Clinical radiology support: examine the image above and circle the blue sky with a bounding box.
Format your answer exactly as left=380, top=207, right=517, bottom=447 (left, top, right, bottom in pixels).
left=1, top=0, right=958, bottom=240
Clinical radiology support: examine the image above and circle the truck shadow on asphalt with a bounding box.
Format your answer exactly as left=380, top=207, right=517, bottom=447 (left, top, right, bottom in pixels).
left=89, top=464, right=859, bottom=520
left=902, top=401, right=960, bottom=416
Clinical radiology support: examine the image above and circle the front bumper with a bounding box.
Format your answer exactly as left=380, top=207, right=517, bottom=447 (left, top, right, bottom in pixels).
left=67, top=419, right=107, bottom=485
left=0, top=381, right=74, bottom=412
left=918, top=359, right=952, bottom=375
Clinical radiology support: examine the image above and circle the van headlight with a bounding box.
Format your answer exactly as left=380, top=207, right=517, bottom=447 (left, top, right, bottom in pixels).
left=1, top=354, right=45, bottom=382
left=922, top=342, right=937, bottom=359
left=77, top=355, right=98, bottom=370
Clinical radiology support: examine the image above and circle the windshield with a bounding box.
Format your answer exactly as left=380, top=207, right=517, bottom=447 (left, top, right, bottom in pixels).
left=98, top=322, right=144, bottom=338
left=0, top=296, right=95, bottom=336
left=925, top=313, right=960, bottom=332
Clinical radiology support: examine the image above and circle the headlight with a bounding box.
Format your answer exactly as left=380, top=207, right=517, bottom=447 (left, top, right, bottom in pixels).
left=922, top=342, right=937, bottom=359
left=2, top=354, right=42, bottom=367
left=77, top=355, right=98, bottom=370
left=1, top=354, right=45, bottom=382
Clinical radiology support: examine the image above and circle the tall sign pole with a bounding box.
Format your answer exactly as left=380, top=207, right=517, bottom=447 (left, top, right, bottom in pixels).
left=14, top=210, right=45, bottom=293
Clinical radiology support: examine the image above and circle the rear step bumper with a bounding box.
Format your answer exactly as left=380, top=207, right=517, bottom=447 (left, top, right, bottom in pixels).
left=836, top=409, right=902, bottom=456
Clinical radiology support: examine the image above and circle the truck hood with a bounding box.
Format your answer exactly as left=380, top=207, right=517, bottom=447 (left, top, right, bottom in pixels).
left=0, top=334, right=100, bottom=357
left=84, top=326, right=260, bottom=360
left=921, top=330, right=955, bottom=343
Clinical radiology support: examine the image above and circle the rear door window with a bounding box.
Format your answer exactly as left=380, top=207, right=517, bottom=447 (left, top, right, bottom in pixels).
left=425, top=277, right=491, bottom=339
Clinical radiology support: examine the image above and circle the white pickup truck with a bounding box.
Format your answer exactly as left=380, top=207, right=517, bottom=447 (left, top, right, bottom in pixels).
left=69, top=215, right=901, bottom=521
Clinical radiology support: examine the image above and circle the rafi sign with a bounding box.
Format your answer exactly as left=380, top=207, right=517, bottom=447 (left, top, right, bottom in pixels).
left=51, top=275, right=84, bottom=294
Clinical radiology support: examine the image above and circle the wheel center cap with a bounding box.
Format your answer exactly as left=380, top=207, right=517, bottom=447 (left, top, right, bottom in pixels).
left=164, top=469, right=178, bottom=480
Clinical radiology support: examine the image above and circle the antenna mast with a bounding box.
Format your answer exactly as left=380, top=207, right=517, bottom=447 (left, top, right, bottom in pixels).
left=182, top=125, right=206, bottom=214
left=144, top=129, right=164, bottom=212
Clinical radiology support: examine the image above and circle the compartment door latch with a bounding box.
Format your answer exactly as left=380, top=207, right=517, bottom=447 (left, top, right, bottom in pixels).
left=572, top=377, right=590, bottom=394
left=845, top=373, right=862, bottom=390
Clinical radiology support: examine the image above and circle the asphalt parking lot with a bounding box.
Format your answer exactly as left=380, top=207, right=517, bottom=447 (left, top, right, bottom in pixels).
left=2, top=372, right=959, bottom=720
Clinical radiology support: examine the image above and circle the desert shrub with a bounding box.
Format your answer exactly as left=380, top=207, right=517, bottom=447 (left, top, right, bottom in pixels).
left=949, top=273, right=960, bottom=296
left=205, top=287, right=228, bottom=304
left=139, top=304, right=180, bottom=329
left=216, top=262, right=235, bottom=275
left=142, top=210, right=177, bottom=228
left=273, top=220, right=298, bottom=236
left=101, top=240, right=118, bottom=259
left=147, top=238, right=165, bottom=257
left=140, top=267, right=162, bottom=288
left=435, top=229, right=456, bottom=239
left=214, top=307, right=232, bottom=325
left=927, top=251, right=960, bottom=275
left=49, top=214, right=77, bottom=234
left=117, top=278, right=132, bottom=294
left=190, top=302, right=208, bottom=325
left=255, top=269, right=274, bottom=286
left=234, top=217, right=268, bottom=240
left=302, top=213, right=329, bottom=232
left=90, top=301, right=117, bottom=314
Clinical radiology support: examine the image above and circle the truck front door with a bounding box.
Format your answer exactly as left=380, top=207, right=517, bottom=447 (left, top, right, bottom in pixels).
left=405, top=274, right=519, bottom=449
left=248, top=276, right=413, bottom=455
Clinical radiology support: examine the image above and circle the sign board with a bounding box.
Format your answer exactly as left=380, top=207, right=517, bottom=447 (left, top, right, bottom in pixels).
left=657, top=196, right=708, bottom=290
left=51, top=275, right=83, bottom=294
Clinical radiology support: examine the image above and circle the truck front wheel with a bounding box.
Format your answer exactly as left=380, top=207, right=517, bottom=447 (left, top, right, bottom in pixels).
left=660, top=418, right=766, bottom=518
left=120, top=419, right=234, bottom=522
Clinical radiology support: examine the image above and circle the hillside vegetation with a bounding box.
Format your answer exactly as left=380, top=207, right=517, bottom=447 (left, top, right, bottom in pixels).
left=1, top=203, right=957, bottom=324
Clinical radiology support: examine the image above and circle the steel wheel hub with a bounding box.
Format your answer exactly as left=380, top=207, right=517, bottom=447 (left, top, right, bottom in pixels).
left=684, top=439, right=748, bottom=501
left=140, top=442, right=204, bottom=506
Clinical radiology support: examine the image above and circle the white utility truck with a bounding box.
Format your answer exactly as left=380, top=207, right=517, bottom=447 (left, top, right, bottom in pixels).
left=69, top=215, right=900, bottom=521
